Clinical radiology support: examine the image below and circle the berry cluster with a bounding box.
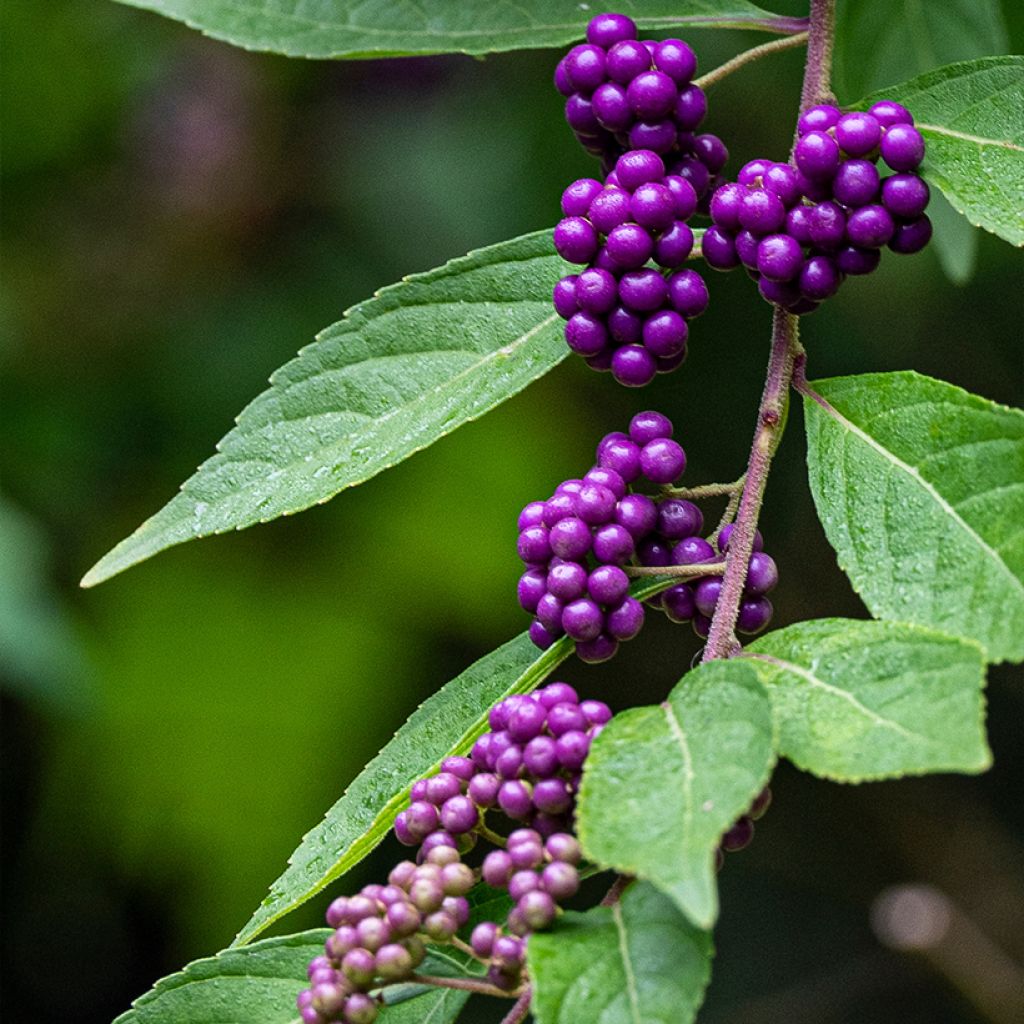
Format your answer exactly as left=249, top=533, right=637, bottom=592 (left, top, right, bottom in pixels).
left=703, top=101, right=930, bottom=314
left=518, top=411, right=687, bottom=658
left=555, top=12, right=727, bottom=197
left=553, top=149, right=710, bottom=386
left=517, top=410, right=778, bottom=653
left=298, top=684, right=607, bottom=1021
left=641, top=521, right=778, bottom=639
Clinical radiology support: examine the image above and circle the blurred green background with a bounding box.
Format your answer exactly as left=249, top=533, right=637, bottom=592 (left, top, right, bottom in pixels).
left=2, top=2, right=1022, bottom=1022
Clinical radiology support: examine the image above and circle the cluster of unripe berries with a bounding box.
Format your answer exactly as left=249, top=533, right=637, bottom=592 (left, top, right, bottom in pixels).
left=517, top=411, right=778, bottom=656
left=703, top=101, right=931, bottom=313
left=555, top=11, right=727, bottom=194
left=297, top=684, right=606, bottom=1021
left=553, top=13, right=714, bottom=386
left=553, top=150, right=710, bottom=386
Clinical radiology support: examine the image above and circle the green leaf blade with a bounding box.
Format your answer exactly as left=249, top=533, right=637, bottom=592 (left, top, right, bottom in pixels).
left=747, top=618, right=990, bottom=782
left=857, top=57, right=1024, bottom=246
left=803, top=370, right=1024, bottom=663
left=528, top=881, right=713, bottom=1024
left=115, top=930, right=472, bottom=1024
left=83, top=230, right=566, bottom=586
left=112, top=1, right=799, bottom=60
left=576, top=659, right=774, bottom=928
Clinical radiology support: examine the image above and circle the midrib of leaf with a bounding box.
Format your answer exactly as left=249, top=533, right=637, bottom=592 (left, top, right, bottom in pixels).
left=661, top=701, right=695, bottom=857
left=745, top=652, right=922, bottom=741
left=808, top=389, right=1024, bottom=603
left=918, top=123, right=1024, bottom=151
left=612, top=901, right=643, bottom=1024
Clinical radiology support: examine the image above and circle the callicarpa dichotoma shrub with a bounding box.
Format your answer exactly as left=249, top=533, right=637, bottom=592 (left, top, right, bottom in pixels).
left=85, top=3, right=1023, bottom=1023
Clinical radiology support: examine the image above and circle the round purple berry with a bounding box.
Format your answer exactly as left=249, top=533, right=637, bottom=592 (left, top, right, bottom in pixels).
left=798, top=103, right=841, bottom=136
left=881, top=173, right=930, bottom=219
left=795, top=131, right=840, bottom=180
left=587, top=564, right=630, bottom=606
left=888, top=214, right=932, bottom=254
left=757, top=234, right=803, bottom=281
left=640, top=437, right=686, bottom=483
left=606, top=39, right=651, bottom=84
left=880, top=124, right=925, bottom=171
left=627, top=70, right=678, bottom=120
left=799, top=255, right=841, bottom=301
left=576, top=632, right=620, bottom=663
left=643, top=310, right=688, bottom=358
left=737, top=596, right=773, bottom=634
left=662, top=582, right=696, bottom=622
left=674, top=84, right=707, bottom=130
left=835, top=112, right=882, bottom=156
left=701, top=226, right=739, bottom=270
left=606, top=224, right=655, bottom=269
left=554, top=217, right=599, bottom=264
left=654, top=221, right=695, bottom=267
left=614, top=492, right=659, bottom=538
left=832, top=159, right=880, bottom=206
left=667, top=268, right=708, bottom=317
left=846, top=204, right=895, bottom=248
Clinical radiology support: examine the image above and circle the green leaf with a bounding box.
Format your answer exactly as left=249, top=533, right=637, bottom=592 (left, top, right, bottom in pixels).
left=113, top=929, right=327, bottom=1023
left=82, top=230, right=566, bottom=587
left=746, top=618, right=990, bottom=782
left=859, top=57, right=1024, bottom=247
left=803, top=371, right=1024, bottom=663
left=234, top=576, right=673, bottom=946
left=233, top=631, right=570, bottom=945
left=114, top=930, right=472, bottom=1024
left=528, top=881, right=713, bottom=1024
left=835, top=0, right=1008, bottom=102
left=928, top=189, right=979, bottom=284
left=110, top=1, right=800, bottom=60
left=576, top=659, right=774, bottom=928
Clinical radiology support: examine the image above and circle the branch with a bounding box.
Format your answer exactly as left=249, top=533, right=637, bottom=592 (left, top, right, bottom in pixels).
left=695, top=32, right=809, bottom=91
left=410, top=973, right=520, bottom=999
left=499, top=986, right=533, bottom=1024
left=703, top=309, right=799, bottom=660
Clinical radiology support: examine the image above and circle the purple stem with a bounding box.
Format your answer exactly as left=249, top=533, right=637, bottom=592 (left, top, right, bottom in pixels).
left=701, top=0, right=835, bottom=661
left=499, top=986, right=533, bottom=1024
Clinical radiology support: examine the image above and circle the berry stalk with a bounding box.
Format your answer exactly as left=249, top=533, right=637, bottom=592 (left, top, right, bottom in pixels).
left=694, top=31, right=809, bottom=91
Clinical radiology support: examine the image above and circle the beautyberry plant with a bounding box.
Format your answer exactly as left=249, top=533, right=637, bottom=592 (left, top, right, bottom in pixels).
left=85, top=2, right=1022, bottom=1023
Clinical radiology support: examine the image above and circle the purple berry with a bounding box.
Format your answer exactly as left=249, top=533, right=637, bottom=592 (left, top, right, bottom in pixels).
left=425, top=772, right=462, bottom=805
left=588, top=186, right=632, bottom=233
left=574, top=268, right=619, bottom=315
left=562, top=597, right=604, bottom=641
left=757, top=234, right=804, bottom=281
left=640, top=437, right=686, bottom=483
left=536, top=592, right=565, bottom=633
left=808, top=200, right=847, bottom=250
left=846, top=204, right=895, bottom=248
left=694, top=577, right=722, bottom=617
left=606, top=39, right=651, bottom=85
left=672, top=535, right=716, bottom=565
left=518, top=569, right=548, bottom=612
left=785, top=205, right=814, bottom=246
left=657, top=498, right=702, bottom=539
left=592, top=82, right=633, bottom=132
left=881, top=174, right=930, bottom=219
left=653, top=39, right=697, bottom=82
left=722, top=815, right=755, bottom=851
left=577, top=483, right=617, bottom=525
left=606, top=224, right=655, bottom=269
left=799, top=255, right=841, bottom=301
left=734, top=229, right=760, bottom=269
left=575, top=632, right=620, bottom=663
left=654, top=221, right=695, bottom=267
left=666, top=268, right=708, bottom=317
left=598, top=435, right=642, bottom=480
left=836, top=245, right=881, bottom=275
left=615, top=149, right=666, bottom=191
left=564, top=44, right=608, bottom=94
left=587, top=12, right=637, bottom=47
left=832, top=159, right=880, bottom=206
left=835, top=112, right=882, bottom=156
left=440, top=795, right=478, bottom=834
left=547, top=560, right=588, bottom=602
left=629, top=119, right=677, bottom=154
left=529, top=619, right=558, bottom=650
left=607, top=596, right=645, bottom=640
left=798, top=103, right=841, bottom=136
left=627, top=70, right=678, bottom=120
left=745, top=552, right=778, bottom=595
left=607, top=305, right=644, bottom=345
left=739, top=189, right=787, bottom=234
left=614, top=492, right=659, bottom=537
left=710, top=182, right=745, bottom=230
left=592, top=522, right=635, bottom=563
left=587, top=564, right=630, bottom=606
left=628, top=410, right=672, bottom=443
left=517, top=524, right=551, bottom=563
left=662, top=582, right=696, bottom=622
left=795, top=131, right=840, bottom=180
left=674, top=84, right=707, bottom=130
left=619, top=268, right=668, bottom=311
left=762, top=163, right=802, bottom=207
left=888, top=214, right=932, bottom=254
left=869, top=100, right=914, bottom=128
left=561, top=177, right=604, bottom=217
left=554, top=217, right=599, bottom=264
left=717, top=523, right=763, bottom=553
left=758, top=276, right=800, bottom=308
left=508, top=699, right=548, bottom=742
left=880, top=124, right=925, bottom=171
left=552, top=275, right=579, bottom=319
left=523, top=735, right=559, bottom=777
left=549, top=516, right=592, bottom=560
left=554, top=730, right=590, bottom=770
left=498, top=780, right=534, bottom=820
left=702, top=226, right=739, bottom=270
left=643, top=310, right=688, bottom=358
left=737, top=596, right=773, bottom=634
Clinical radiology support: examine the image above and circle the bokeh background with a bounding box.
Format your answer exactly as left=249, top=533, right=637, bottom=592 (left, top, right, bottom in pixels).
left=3, top=2, right=1023, bottom=1021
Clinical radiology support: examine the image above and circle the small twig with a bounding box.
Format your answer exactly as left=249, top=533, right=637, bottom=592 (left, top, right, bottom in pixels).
left=695, top=31, right=809, bottom=90
left=624, top=561, right=726, bottom=578
left=499, top=986, right=533, bottom=1024
left=709, top=485, right=744, bottom=548
left=410, top=974, right=519, bottom=999
left=601, top=874, right=634, bottom=906
left=475, top=821, right=508, bottom=848
left=798, top=0, right=836, bottom=111
left=662, top=475, right=746, bottom=500
left=449, top=936, right=484, bottom=961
